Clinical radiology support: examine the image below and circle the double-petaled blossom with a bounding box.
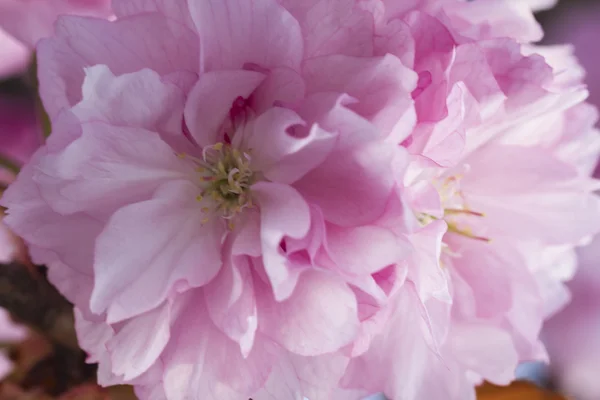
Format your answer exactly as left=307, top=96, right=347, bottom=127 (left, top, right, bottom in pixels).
left=337, top=3, right=600, bottom=398
left=1, top=0, right=599, bottom=399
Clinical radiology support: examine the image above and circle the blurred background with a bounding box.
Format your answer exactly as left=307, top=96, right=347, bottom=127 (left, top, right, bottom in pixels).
left=0, top=0, right=599, bottom=399
left=517, top=1, right=600, bottom=399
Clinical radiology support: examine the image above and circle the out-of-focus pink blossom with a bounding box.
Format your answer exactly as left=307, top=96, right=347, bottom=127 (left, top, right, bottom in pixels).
left=0, top=95, right=42, bottom=168
left=0, top=28, right=29, bottom=78
left=521, top=5, right=600, bottom=398
left=0, top=0, right=111, bottom=78
left=0, top=309, right=26, bottom=380
left=542, top=1, right=600, bottom=112
left=342, top=2, right=600, bottom=398
left=2, top=0, right=599, bottom=399
left=0, top=93, right=40, bottom=380
left=543, top=234, right=600, bottom=400
left=0, top=93, right=42, bottom=263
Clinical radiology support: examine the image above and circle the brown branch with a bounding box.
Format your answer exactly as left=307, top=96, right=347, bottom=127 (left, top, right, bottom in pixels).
left=0, top=263, right=78, bottom=350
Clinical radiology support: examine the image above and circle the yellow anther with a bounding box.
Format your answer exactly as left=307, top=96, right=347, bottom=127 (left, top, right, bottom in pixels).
left=447, top=223, right=490, bottom=243
left=213, top=143, right=223, bottom=151
left=201, top=207, right=210, bottom=213
left=177, top=152, right=187, bottom=159
left=201, top=217, right=210, bottom=225
left=196, top=195, right=203, bottom=202
left=444, top=208, right=485, bottom=217
left=227, top=220, right=235, bottom=231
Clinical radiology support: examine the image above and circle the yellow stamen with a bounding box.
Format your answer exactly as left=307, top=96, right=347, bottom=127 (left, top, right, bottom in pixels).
left=447, top=223, right=490, bottom=242
left=444, top=208, right=485, bottom=217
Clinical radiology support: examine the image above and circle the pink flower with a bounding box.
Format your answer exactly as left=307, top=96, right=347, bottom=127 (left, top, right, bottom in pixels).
left=0, top=95, right=43, bottom=169
left=0, top=95, right=41, bottom=379
left=543, top=234, right=600, bottom=400
left=5, top=1, right=414, bottom=397
left=341, top=2, right=600, bottom=399
left=542, top=1, right=600, bottom=113
left=0, top=28, right=29, bottom=78
left=0, top=93, right=43, bottom=263
left=0, top=309, right=26, bottom=380
left=2, top=0, right=599, bottom=399
left=0, top=0, right=111, bottom=78
left=535, top=5, right=600, bottom=398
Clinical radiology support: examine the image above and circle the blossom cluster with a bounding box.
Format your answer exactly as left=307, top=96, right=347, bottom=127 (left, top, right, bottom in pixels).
left=1, top=0, right=599, bottom=399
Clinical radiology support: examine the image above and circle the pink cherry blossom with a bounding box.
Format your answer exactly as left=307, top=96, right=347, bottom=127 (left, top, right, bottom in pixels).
left=0, top=93, right=43, bottom=263
left=0, top=95, right=43, bottom=169
left=5, top=1, right=414, bottom=396
left=534, top=5, right=600, bottom=398
left=0, top=0, right=111, bottom=78
left=0, top=308, right=26, bottom=380
left=2, top=0, right=599, bottom=399
left=0, top=94, right=38, bottom=380
left=0, top=28, right=29, bottom=78
left=542, top=1, right=600, bottom=113
left=543, top=234, right=600, bottom=400
left=342, top=1, right=600, bottom=399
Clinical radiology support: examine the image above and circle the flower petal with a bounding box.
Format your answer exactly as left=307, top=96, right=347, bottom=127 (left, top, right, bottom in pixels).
left=408, top=220, right=451, bottom=303
left=303, top=54, right=417, bottom=141
left=35, top=122, right=190, bottom=216
left=251, top=352, right=350, bottom=400
left=189, top=0, right=303, bottom=71
left=112, top=0, right=194, bottom=28
left=327, top=224, right=410, bottom=276
left=246, top=107, right=337, bottom=184
left=462, top=145, right=600, bottom=244
left=106, top=303, right=172, bottom=380
left=0, top=28, right=30, bottom=78
left=280, top=0, right=377, bottom=57
left=252, top=181, right=310, bottom=300
left=204, top=256, right=258, bottom=357
left=257, top=271, right=359, bottom=356
left=294, top=94, right=395, bottom=226
left=73, top=65, right=186, bottom=136
left=91, top=180, right=223, bottom=322
left=184, top=70, right=265, bottom=147
left=38, top=13, right=199, bottom=118
left=162, top=292, right=273, bottom=400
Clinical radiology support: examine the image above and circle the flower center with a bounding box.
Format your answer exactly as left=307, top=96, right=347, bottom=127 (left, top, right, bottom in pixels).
left=199, top=142, right=255, bottom=217
left=419, top=174, right=490, bottom=243
left=179, top=142, right=255, bottom=227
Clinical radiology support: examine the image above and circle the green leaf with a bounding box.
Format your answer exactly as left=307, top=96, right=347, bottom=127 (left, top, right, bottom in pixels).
left=27, top=52, right=52, bottom=138
left=0, top=154, right=20, bottom=174
left=36, top=95, right=52, bottom=138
